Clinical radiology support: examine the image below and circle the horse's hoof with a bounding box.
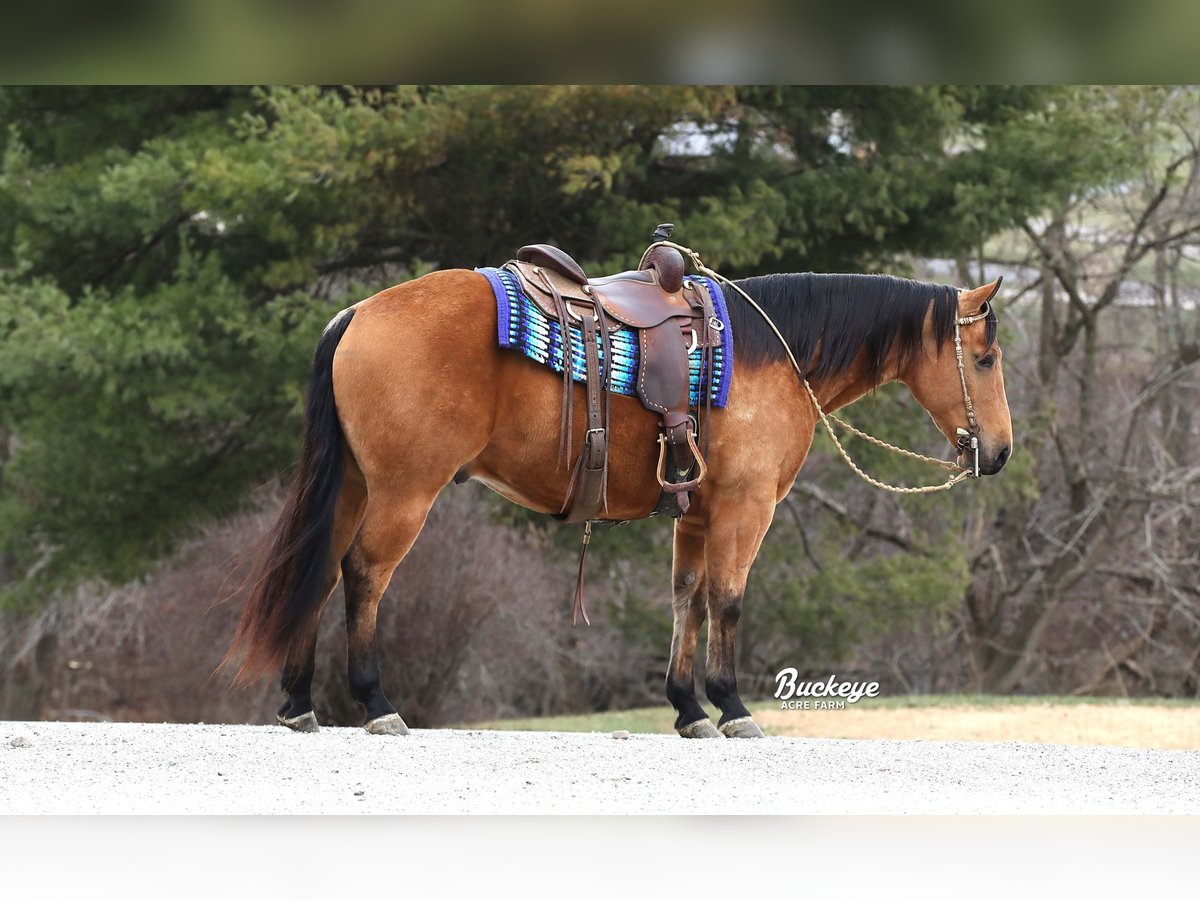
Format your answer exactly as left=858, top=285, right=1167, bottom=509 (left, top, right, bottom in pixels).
left=277, top=711, right=320, bottom=733
left=719, top=716, right=765, bottom=739
left=677, top=718, right=723, bottom=739
left=365, top=713, right=409, bottom=736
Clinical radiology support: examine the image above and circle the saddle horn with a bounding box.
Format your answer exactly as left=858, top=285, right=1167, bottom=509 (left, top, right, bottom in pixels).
left=642, top=224, right=683, bottom=293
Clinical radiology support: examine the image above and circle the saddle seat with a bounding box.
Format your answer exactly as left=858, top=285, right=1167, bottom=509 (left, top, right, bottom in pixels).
left=504, top=226, right=720, bottom=529
left=515, top=243, right=700, bottom=330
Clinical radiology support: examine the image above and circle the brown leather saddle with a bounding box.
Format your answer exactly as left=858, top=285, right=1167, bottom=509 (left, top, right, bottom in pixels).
left=502, top=225, right=720, bottom=526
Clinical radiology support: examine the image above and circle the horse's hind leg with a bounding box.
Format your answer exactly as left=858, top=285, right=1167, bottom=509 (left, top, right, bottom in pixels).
left=277, top=629, right=322, bottom=732
left=278, top=469, right=368, bottom=732
left=341, top=485, right=442, bottom=735
left=701, top=491, right=776, bottom=738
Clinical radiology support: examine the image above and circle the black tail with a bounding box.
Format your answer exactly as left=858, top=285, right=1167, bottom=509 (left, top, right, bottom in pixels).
left=223, top=308, right=357, bottom=684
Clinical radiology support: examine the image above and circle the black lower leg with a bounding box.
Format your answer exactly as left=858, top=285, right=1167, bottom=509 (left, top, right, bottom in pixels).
left=705, top=672, right=751, bottom=725
left=666, top=575, right=710, bottom=731
left=705, top=591, right=751, bottom=725
left=347, top=642, right=396, bottom=723
left=344, top=560, right=397, bottom=724
left=278, top=628, right=318, bottom=720
left=666, top=671, right=709, bottom=731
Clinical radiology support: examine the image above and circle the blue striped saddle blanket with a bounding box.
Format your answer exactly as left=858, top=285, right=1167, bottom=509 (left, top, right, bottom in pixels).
left=477, top=267, right=733, bottom=408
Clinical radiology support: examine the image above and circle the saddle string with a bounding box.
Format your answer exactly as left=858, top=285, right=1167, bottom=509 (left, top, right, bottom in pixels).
left=572, top=521, right=593, bottom=626
left=644, top=240, right=982, bottom=495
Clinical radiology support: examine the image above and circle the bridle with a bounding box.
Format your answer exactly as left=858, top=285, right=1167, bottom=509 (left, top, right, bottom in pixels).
left=952, top=301, right=992, bottom=479
left=643, top=239, right=996, bottom=494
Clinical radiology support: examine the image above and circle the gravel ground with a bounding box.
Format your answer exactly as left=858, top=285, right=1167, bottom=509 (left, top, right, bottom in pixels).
left=1, top=721, right=1197, bottom=814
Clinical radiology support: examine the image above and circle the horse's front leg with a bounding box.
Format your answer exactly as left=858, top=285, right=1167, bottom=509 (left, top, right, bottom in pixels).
left=701, top=491, right=776, bottom=738
left=666, top=517, right=720, bottom=738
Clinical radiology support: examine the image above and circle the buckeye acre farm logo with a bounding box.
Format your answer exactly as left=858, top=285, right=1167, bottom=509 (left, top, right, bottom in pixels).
left=774, top=668, right=881, bottom=710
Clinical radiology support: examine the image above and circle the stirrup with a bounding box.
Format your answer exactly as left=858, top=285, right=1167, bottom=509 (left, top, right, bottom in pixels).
left=655, top=424, right=708, bottom=493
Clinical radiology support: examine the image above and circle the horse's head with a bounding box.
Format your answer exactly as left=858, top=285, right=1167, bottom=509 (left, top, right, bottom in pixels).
left=903, top=277, right=1013, bottom=476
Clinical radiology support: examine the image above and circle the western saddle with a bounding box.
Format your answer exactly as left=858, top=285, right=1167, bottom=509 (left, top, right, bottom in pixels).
left=502, top=225, right=720, bottom=530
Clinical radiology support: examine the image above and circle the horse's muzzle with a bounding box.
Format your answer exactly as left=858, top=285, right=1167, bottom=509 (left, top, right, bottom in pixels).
left=962, top=443, right=1010, bottom=476
left=954, top=436, right=1010, bottom=476
left=982, top=443, right=1011, bottom=475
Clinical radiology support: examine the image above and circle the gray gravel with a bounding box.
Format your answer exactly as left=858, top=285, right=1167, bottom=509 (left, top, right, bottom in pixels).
left=1, top=721, right=1196, bottom=813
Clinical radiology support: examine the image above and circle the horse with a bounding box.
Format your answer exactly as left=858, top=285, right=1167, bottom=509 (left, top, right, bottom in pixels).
left=223, top=264, right=1012, bottom=738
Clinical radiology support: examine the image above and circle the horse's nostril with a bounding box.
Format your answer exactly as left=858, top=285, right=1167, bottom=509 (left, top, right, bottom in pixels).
left=995, top=445, right=1010, bottom=469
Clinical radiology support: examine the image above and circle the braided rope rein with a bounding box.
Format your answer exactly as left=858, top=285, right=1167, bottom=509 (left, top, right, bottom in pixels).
left=650, top=240, right=986, bottom=495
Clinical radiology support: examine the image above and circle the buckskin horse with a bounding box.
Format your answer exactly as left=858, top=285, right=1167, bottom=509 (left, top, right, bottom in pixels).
left=224, top=239, right=1012, bottom=739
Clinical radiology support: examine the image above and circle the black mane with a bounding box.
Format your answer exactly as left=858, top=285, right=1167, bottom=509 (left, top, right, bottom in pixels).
left=727, top=273, right=997, bottom=381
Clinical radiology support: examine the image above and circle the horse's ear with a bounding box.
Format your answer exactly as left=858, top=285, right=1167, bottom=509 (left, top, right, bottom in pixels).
left=961, top=276, right=1003, bottom=312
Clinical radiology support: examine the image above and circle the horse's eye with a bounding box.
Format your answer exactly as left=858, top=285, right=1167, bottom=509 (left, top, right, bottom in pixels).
left=977, top=354, right=995, bottom=370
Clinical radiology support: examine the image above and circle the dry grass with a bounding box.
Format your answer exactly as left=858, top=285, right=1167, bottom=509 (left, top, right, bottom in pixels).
left=471, top=697, right=1200, bottom=750
left=754, top=702, right=1200, bottom=750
